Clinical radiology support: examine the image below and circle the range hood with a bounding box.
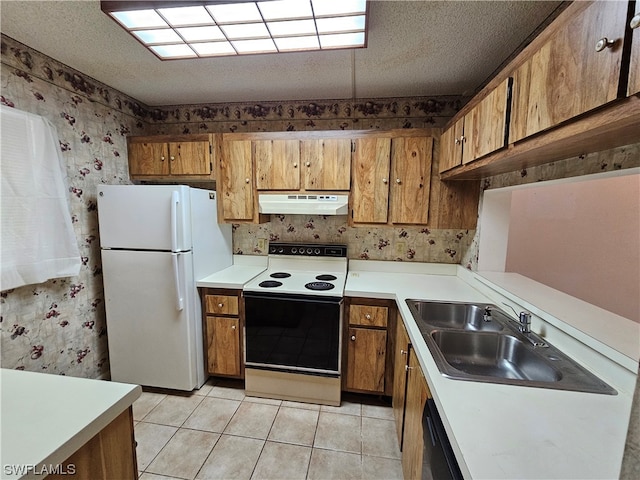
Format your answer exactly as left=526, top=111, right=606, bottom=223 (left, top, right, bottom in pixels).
left=258, top=194, right=349, bottom=216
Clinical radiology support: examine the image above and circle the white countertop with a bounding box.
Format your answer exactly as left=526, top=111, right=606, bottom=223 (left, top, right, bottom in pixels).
left=0, top=369, right=141, bottom=480
left=345, top=261, right=637, bottom=480
left=197, top=254, right=267, bottom=289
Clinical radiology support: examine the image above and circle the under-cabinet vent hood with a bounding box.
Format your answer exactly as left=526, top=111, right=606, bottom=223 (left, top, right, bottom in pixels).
left=258, top=194, right=349, bottom=216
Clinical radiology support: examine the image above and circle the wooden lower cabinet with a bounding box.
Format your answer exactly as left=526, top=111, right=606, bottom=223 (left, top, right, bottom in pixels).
left=202, top=288, right=244, bottom=379
left=48, top=407, right=137, bottom=480
left=402, top=351, right=430, bottom=480
left=343, top=298, right=395, bottom=395
left=392, top=314, right=411, bottom=449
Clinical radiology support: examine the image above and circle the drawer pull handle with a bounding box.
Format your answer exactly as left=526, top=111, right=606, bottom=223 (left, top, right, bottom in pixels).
left=365, top=314, right=371, bottom=320
left=218, top=303, right=223, bottom=308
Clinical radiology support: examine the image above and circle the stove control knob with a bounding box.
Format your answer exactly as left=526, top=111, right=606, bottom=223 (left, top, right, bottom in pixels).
left=314, top=248, right=320, bottom=255
left=270, top=247, right=276, bottom=254
left=278, top=247, right=284, bottom=253
left=306, top=248, right=313, bottom=254
left=299, top=249, right=305, bottom=255
left=291, top=247, right=297, bottom=254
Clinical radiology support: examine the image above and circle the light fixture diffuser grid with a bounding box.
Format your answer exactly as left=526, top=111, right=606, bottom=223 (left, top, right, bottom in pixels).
left=102, top=0, right=367, bottom=60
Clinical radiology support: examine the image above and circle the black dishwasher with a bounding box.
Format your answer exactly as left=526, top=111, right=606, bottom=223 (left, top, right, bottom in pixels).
left=422, top=398, right=463, bottom=480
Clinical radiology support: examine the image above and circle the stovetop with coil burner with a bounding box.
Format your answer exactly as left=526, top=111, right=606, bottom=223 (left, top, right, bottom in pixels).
left=243, top=242, right=348, bottom=297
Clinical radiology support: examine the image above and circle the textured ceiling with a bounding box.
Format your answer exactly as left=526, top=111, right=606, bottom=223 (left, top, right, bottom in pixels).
left=0, top=0, right=563, bottom=106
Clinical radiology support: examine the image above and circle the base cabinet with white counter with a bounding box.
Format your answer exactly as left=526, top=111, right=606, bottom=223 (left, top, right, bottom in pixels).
left=343, top=297, right=396, bottom=395
left=202, top=288, right=244, bottom=379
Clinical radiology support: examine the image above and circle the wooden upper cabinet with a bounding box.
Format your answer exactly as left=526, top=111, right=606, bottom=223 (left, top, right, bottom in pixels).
left=351, top=137, right=392, bottom=224
left=219, top=139, right=254, bottom=222
left=629, top=1, right=640, bottom=97
left=127, top=135, right=213, bottom=179
left=509, top=0, right=628, bottom=143
left=128, top=141, right=169, bottom=176
left=168, top=140, right=210, bottom=175
left=390, top=136, right=433, bottom=225
left=438, top=118, right=464, bottom=173
left=462, top=78, right=511, bottom=165
left=301, top=138, right=351, bottom=190
left=254, top=139, right=301, bottom=190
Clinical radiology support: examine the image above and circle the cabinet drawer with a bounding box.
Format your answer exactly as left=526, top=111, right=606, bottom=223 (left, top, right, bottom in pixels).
left=349, top=304, right=388, bottom=327
left=205, top=295, right=239, bottom=315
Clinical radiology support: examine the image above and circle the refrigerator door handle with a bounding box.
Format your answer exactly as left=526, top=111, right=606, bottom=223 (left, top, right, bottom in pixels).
left=171, top=190, right=179, bottom=252
left=172, top=252, right=184, bottom=311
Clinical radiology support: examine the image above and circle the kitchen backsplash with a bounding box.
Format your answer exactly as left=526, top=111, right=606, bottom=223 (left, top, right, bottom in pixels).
left=233, top=216, right=474, bottom=265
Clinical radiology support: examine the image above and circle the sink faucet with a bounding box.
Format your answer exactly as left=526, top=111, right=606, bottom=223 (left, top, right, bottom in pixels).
left=519, top=311, right=532, bottom=333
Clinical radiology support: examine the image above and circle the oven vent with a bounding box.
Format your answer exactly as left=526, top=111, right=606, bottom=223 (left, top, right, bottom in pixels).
left=258, top=193, right=348, bottom=215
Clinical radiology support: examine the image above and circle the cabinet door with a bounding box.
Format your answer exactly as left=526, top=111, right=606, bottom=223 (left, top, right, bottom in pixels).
left=629, top=2, right=640, bottom=96
left=168, top=141, right=210, bottom=175
left=402, top=352, right=429, bottom=480
left=390, top=136, right=433, bottom=225
left=220, top=139, right=254, bottom=221
left=510, top=1, right=628, bottom=143
left=351, top=137, right=391, bottom=224
left=206, top=316, right=241, bottom=376
left=301, top=138, right=351, bottom=190
left=128, top=141, right=169, bottom=176
left=254, top=139, right=301, bottom=190
left=439, top=118, right=464, bottom=173
left=346, top=327, right=387, bottom=393
left=392, top=315, right=411, bottom=449
left=462, top=77, right=511, bottom=165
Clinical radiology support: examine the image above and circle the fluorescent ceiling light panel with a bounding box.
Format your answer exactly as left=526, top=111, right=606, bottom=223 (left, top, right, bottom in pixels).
left=268, top=20, right=317, bottom=37
left=133, top=29, right=182, bottom=45
left=258, top=0, right=314, bottom=20
left=157, top=6, right=214, bottom=26
left=101, top=1, right=368, bottom=60
left=274, top=36, right=320, bottom=51
left=149, top=44, right=197, bottom=58
left=177, top=26, right=226, bottom=42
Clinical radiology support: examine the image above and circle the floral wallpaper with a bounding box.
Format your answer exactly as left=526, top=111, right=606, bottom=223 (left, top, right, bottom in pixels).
left=1, top=35, right=146, bottom=377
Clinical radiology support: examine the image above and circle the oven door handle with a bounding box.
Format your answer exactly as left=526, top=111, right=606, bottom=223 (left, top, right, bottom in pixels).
left=243, top=291, right=343, bottom=305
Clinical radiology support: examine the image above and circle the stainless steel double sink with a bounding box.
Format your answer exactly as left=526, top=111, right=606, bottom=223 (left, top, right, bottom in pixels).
left=406, top=300, right=617, bottom=395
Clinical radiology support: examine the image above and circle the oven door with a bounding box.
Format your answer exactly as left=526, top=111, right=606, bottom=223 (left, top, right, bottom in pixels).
left=243, top=292, right=342, bottom=376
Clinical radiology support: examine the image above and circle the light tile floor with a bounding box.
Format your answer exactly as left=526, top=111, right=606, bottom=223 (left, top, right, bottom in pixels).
left=133, top=378, right=403, bottom=480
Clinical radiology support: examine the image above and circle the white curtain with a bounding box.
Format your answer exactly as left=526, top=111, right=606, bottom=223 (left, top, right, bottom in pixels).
left=1, top=106, right=81, bottom=290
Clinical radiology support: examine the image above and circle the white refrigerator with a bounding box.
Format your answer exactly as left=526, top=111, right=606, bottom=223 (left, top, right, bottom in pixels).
left=97, top=185, right=232, bottom=390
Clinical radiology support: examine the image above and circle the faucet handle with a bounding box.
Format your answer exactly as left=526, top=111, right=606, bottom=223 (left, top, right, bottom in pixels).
left=519, top=312, right=531, bottom=333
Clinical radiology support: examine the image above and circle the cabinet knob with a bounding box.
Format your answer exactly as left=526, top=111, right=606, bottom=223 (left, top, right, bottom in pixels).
left=170, top=156, right=175, bottom=161
left=460, top=135, right=466, bottom=143
left=245, top=178, right=250, bottom=183
left=405, top=365, right=412, bottom=372
left=305, top=162, right=311, bottom=167
left=396, top=178, right=401, bottom=184
left=454, top=138, right=461, bottom=145
left=595, top=37, right=615, bottom=52
left=218, top=303, right=223, bottom=308
left=160, top=156, right=165, bottom=161
left=351, top=335, right=356, bottom=341
left=401, top=349, right=407, bottom=355
left=293, top=162, right=298, bottom=168
left=231, top=325, right=236, bottom=330
left=631, top=13, right=640, bottom=29
left=365, top=314, right=371, bottom=320
left=382, top=178, right=388, bottom=184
